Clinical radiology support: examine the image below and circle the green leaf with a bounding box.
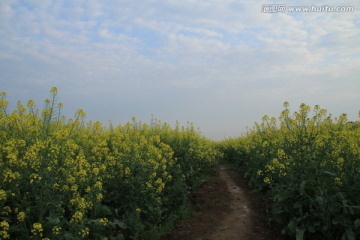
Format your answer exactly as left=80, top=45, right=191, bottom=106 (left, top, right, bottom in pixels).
left=272, top=204, right=285, bottom=215
left=293, top=201, right=303, bottom=209
left=300, top=180, right=306, bottom=196
left=315, top=196, right=323, bottom=205
left=277, top=190, right=294, bottom=202
left=113, top=219, right=127, bottom=229
left=354, top=219, right=360, bottom=229
left=321, top=170, right=336, bottom=176
left=296, top=228, right=306, bottom=240
left=308, top=225, right=316, bottom=233
left=46, top=216, right=60, bottom=225
left=96, top=205, right=112, bottom=216
left=288, top=218, right=298, bottom=233
left=345, top=228, right=355, bottom=240
left=332, top=215, right=345, bottom=225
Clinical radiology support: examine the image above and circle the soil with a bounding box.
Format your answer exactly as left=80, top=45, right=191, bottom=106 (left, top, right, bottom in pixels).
left=162, top=164, right=289, bottom=240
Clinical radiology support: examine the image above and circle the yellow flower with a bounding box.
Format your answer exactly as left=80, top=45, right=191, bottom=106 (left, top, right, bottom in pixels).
left=0, top=92, right=9, bottom=109
left=79, top=228, right=89, bottom=237
left=100, top=218, right=108, bottom=225
left=155, top=178, right=165, bottom=193
left=96, top=193, right=103, bottom=201
left=334, top=177, right=342, bottom=186
left=0, top=221, right=10, bottom=239
left=145, top=181, right=153, bottom=189
left=336, top=157, right=344, bottom=169
left=0, top=221, right=9, bottom=230
left=1, top=206, right=11, bottom=216
left=266, top=164, right=275, bottom=172
left=124, top=167, right=131, bottom=176
left=30, top=173, right=42, bottom=183
left=33, top=223, right=42, bottom=231
left=100, top=164, right=106, bottom=171
left=0, top=189, right=6, bottom=201
left=94, top=181, right=102, bottom=190
left=71, top=185, right=78, bottom=192
left=263, top=177, right=271, bottom=184
left=3, top=170, right=21, bottom=182
left=52, top=226, right=61, bottom=235
left=71, top=211, right=84, bottom=223
left=50, top=86, right=58, bottom=95
left=17, top=212, right=26, bottom=222
left=135, top=208, right=141, bottom=215
left=150, top=172, right=157, bottom=179
left=31, top=223, right=43, bottom=237
left=92, top=167, right=100, bottom=175
left=0, top=230, right=10, bottom=239
left=66, top=176, right=76, bottom=184
left=75, top=109, right=86, bottom=118
left=27, top=99, right=35, bottom=107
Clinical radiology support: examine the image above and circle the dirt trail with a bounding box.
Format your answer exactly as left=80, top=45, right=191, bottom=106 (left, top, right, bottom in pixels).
left=210, top=165, right=260, bottom=240
left=163, top=164, right=286, bottom=240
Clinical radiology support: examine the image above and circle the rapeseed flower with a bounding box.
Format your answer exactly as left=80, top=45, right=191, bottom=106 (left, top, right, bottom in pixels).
left=0, top=220, right=10, bottom=239
left=96, top=193, right=103, bottom=201
left=17, top=211, right=26, bottom=222
left=92, top=167, right=100, bottom=175
left=94, top=181, right=102, bottom=190
left=100, top=218, right=109, bottom=225
left=0, top=189, right=6, bottom=200
left=79, top=228, right=89, bottom=238
left=1, top=206, right=11, bottom=216
left=0, top=221, right=9, bottom=230
left=263, top=177, right=271, bottom=184
left=71, top=211, right=84, bottom=223
left=31, top=223, right=43, bottom=237
left=155, top=178, right=165, bottom=193
left=52, top=226, right=61, bottom=235
left=334, top=177, right=342, bottom=186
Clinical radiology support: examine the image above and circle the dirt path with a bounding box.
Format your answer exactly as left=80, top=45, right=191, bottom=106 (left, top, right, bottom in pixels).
left=163, top=164, right=287, bottom=240
left=210, top=165, right=260, bottom=240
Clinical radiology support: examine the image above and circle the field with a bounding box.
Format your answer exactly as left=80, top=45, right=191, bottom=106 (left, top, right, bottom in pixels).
left=220, top=102, right=360, bottom=239
left=1, top=89, right=359, bottom=239
left=0, top=88, right=220, bottom=239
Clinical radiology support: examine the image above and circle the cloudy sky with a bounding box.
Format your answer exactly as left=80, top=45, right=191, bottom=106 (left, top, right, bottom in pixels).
left=1, top=0, right=359, bottom=139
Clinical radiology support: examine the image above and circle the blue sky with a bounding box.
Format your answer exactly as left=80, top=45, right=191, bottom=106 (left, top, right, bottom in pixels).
left=1, top=0, right=360, bottom=139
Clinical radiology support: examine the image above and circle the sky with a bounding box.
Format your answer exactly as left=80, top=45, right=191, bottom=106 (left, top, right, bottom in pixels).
left=1, top=0, right=360, bottom=140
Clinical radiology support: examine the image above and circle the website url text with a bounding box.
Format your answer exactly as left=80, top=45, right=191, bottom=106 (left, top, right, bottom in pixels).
left=261, top=4, right=355, bottom=13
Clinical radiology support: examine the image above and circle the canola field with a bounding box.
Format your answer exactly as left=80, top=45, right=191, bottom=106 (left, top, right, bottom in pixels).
left=1, top=88, right=359, bottom=240
left=220, top=102, right=360, bottom=240
left=0, top=88, right=220, bottom=239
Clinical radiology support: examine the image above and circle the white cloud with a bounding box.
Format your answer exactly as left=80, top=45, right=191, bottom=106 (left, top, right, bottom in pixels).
left=1, top=0, right=359, bottom=139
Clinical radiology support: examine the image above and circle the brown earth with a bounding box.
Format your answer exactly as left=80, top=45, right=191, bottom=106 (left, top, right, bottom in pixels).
left=162, top=164, right=289, bottom=240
